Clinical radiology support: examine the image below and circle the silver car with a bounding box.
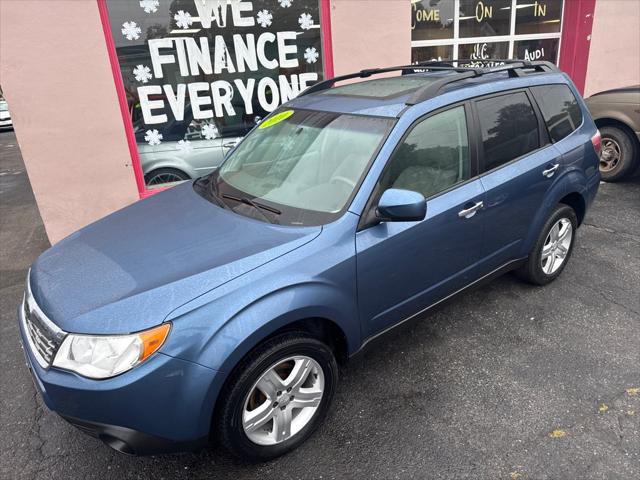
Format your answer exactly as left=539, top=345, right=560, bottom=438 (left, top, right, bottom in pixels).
left=138, top=120, right=244, bottom=186
left=133, top=104, right=253, bottom=187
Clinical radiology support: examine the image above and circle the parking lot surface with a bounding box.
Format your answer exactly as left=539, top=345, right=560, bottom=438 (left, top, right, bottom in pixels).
left=1, top=129, right=638, bottom=479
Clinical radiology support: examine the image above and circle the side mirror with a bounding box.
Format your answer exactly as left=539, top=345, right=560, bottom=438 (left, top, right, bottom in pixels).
left=376, top=188, right=426, bottom=222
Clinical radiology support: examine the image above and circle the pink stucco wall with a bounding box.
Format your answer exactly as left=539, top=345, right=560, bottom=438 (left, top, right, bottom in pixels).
left=584, top=0, right=640, bottom=96
left=329, top=0, right=410, bottom=75
left=0, top=0, right=139, bottom=244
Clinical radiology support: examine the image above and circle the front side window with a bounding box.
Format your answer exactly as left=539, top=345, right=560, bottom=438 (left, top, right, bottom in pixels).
left=476, top=92, right=539, bottom=172
left=378, top=106, right=470, bottom=199
left=530, top=85, right=583, bottom=142
left=208, top=109, right=394, bottom=225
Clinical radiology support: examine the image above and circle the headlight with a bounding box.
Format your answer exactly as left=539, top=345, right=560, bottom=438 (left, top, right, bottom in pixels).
left=53, top=323, right=171, bottom=379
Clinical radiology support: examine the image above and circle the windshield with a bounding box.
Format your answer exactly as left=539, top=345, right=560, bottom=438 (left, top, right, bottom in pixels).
left=0, top=101, right=8, bottom=112
left=206, top=109, right=394, bottom=226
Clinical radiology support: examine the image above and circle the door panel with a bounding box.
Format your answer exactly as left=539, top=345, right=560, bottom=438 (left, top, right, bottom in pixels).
left=473, top=89, right=562, bottom=269
left=356, top=180, right=485, bottom=337
left=479, top=143, right=562, bottom=268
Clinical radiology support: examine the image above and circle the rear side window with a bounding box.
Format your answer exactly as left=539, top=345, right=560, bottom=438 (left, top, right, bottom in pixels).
left=476, top=92, right=540, bottom=172
left=531, top=85, right=583, bottom=142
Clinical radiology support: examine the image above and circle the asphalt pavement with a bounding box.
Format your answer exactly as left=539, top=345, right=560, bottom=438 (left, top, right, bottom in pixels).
left=1, top=128, right=638, bottom=479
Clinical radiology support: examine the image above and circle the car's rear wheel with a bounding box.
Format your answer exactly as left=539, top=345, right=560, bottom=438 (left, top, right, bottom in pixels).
left=216, top=332, right=338, bottom=462
left=144, top=168, right=190, bottom=186
left=598, top=126, right=638, bottom=182
left=516, top=204, right=578, bottom=285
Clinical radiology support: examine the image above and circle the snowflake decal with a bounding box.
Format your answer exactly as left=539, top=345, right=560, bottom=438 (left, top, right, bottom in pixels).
left=278, top=0, right=292, bottom=7
left=176, top=139, right=193, bottom=154
left=304, top=47, right=319, bottom=64
left=256, top=10, right=273, bottom=28
left=174, top=10, right=193, bottom=29
left=144, top=129, right=163, bottom=146
left=133, top=64, right=152, bottom=83
left=139, top=0, right=159, bottom=14
left=201, top=123, right=219, bottom=140
left=121, top=21, right=142, bottom=41
left=298, top=13, right=314, bottom=30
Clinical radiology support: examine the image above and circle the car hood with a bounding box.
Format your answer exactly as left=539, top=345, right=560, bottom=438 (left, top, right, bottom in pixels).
left=29, top=182, right=321, bottom=334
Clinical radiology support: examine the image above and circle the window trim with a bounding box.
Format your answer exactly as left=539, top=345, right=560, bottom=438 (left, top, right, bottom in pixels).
left=357, top=100, right=478, bottom=231
left=471, top=88, right=551, bottom=177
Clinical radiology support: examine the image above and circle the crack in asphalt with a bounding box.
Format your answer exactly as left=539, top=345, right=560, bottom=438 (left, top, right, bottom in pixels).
left=583, top=222, right=640, bottom=244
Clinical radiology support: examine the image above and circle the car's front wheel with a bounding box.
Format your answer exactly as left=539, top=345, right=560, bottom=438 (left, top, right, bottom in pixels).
left=517, top=204, right=578, bottom=285
left=216, top=332, right=338, bottom=462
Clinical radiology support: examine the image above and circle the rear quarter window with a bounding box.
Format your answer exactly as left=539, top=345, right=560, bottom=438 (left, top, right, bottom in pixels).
left=531, top=85, right=583, bottom=142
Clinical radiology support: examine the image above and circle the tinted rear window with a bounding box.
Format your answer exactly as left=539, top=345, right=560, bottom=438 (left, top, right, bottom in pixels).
left=476, top=92, right=540, bottom=172
left=531, top=85, right=582, bottom=142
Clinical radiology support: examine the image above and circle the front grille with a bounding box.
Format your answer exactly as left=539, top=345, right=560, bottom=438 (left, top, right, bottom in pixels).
left=21, top=275, right=65, bottom=368
left=24, top=302, right=59, bottom=365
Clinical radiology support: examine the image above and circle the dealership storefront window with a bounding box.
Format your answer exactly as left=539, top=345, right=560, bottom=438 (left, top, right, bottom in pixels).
left=100, top=0, right=329, bottom=192
left=411, top=0, right=563, bottom=66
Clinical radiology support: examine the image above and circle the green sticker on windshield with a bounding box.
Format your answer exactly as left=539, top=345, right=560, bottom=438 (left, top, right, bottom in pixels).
left=259, top=110, right=294, bottom=129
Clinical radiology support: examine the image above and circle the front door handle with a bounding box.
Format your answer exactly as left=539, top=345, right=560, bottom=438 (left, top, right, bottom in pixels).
left=222, top=141, right=239, bottom=149
left=458, top=201, right=484, bottom=219
left=542, top=163, right=560, bottom=178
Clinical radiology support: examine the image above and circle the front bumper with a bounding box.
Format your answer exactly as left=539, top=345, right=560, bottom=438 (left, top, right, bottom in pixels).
left=17, top=303, right=224, bottom=455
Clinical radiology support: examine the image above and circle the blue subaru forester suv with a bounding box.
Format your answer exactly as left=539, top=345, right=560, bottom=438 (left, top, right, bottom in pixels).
left=19, top=60, right=600, bottom=461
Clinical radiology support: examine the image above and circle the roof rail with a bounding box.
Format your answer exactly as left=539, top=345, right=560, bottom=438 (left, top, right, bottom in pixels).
left=298, top=60, right=475, bottom=97
left=298, top=59, right=559, bottom=104
left=405, top=59, right=558, bottom=105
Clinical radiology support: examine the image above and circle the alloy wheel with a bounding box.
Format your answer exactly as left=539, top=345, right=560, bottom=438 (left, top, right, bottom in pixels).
left=599, top=137, right=621, bottom=172
left=242, top=356, right=325, bottom=446
left=146, top=172, right=186, bottom=186
left=541, top=218, right=573, bottom=275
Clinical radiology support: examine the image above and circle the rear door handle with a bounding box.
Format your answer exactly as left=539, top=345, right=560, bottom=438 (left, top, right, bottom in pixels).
left=542, top=163, right=559, bottom=178
left=458, top=201, right=483, bottom=219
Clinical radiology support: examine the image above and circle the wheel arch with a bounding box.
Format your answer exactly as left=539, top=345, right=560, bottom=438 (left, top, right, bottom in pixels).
left=208, top=314, right=350, bottom=439
left=521, top=174, right=588, bottom=255
left=143, top=166, right=191, bottom=183
left=187, top=280, right=358, bottom=438
left=558, top=191, right=586, bottom=226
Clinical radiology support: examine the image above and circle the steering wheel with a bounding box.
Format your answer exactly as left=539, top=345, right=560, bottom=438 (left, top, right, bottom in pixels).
left=330, top=175, right=357, bottom=190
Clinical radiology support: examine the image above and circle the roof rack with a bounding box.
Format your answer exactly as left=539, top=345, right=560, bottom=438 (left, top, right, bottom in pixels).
left=298, top=59, right=559, bottom=106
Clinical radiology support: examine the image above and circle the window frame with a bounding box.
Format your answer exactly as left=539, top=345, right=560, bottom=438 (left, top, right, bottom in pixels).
left=410, top=0, right=566, bottom=65
left=358, top=99, right=479, bottom=231
left=470, top=87, right=551, bottom=176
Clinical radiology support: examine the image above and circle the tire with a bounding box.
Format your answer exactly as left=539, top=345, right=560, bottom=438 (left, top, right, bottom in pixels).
left=598, top=125, right=639, bottom=182
left=144, top=167, right=190, bottom=186
left=516, top=204, right=578, bottom=286
left=216, top=332, right=338, bottom=462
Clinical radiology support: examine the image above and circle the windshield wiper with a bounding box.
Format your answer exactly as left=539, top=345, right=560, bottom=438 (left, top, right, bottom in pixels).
left=221, top=194, right=281, bottom=223
left=205, top=177, right=231, bottom=210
